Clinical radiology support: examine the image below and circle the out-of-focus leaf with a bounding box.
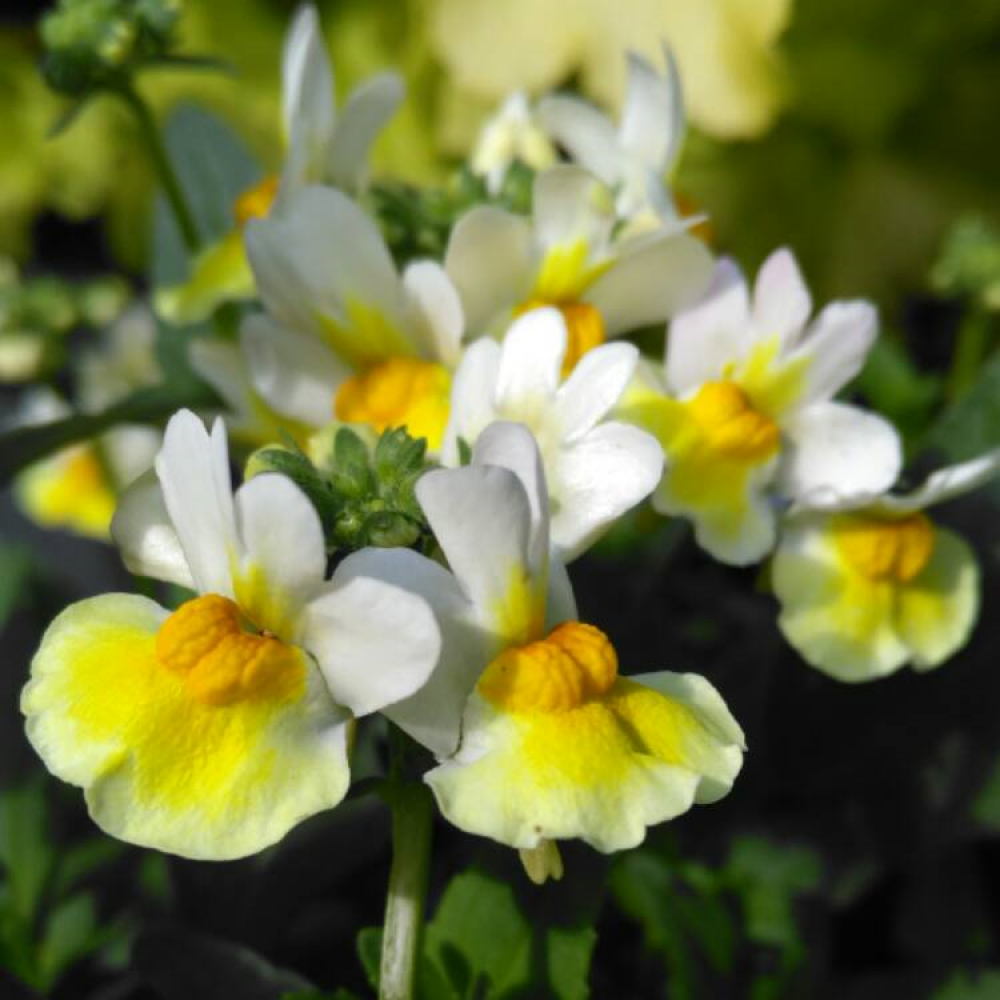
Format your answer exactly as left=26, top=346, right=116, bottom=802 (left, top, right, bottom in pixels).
left=50, top=837, right=123, bottom=898
left=932, top=217, right=1000, bottom=310
left=356, top=926, right=381, bottom=992
left=356, top=926, right=456, bottom=1000
left=132, top=927, right=313, bottom=1000
left=933, top=969, right=1000, bottom=999
left=0, top=779, right=55, bottom=926
left=0, top=379, right=219, bottom=486
left=0, top=544, right=33, bottom=632
left=35, top=892, right=99, bottom=991
left=282, top=992, right=362, bottom=1000
left=152, top=104, right=261, bottom=288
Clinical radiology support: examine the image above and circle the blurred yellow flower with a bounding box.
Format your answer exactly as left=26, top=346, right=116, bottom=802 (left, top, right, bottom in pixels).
left=426, top=0, right=792, bottom=148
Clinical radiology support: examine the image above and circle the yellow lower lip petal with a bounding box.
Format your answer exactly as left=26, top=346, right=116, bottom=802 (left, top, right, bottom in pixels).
left=22, top=592, right=349, bottom=859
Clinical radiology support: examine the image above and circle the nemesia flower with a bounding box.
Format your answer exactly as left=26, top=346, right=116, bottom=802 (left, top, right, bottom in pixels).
left=21, top=409, right=440, bottom=859
left=156, top=4, right=403, bottom=324
left=243, top=185, right=464, bottom=453
left=444, top=164, right=712, bottom=372
left=351, top=421, right=744, bottom=876
left=539, top=48, right=684, bottom=226
left=443, top=307, right=662, bottom=559
left=469, top=92, right=558, bottom=195
left=773, top=451, right=1000, bottom=682
left=619, top=249, right=902, bottom=565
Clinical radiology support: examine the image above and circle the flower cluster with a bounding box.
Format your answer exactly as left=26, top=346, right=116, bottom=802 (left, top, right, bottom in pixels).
left=21, top=4, right=999, bottom=882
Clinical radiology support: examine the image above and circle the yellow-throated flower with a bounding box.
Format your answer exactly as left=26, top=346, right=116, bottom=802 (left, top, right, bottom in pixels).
left=21, top=409, right=440, bottom=859
left=539, top=47, right=684, bottom=229
left=242, top=185, right=464, bottom=453
left=156, top=4, right=403, bottom=325
left=349, top=422, right=743, bottom=875
left=445, top=165, right=712, bottom=374
left=772, top=451, right=1000, bottom=682
left=443, top=306, right=662, bottom=559
left=619, top=249, right=902, bottom=565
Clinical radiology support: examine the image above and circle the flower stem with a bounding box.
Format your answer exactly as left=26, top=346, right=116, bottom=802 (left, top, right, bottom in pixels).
left=118, top=84, right=201, bottom=254
left=379, top=769, right=433, bottom=999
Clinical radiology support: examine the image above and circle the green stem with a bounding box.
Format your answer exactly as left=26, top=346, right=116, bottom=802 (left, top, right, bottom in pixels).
left=118, top=84, right=200, bottom=253
left=379, top=780, right=433, bottom=1000
left=947, top=309, right=992, bottom=401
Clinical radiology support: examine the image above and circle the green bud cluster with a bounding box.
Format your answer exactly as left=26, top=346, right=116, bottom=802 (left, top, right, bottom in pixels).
left=248, top=426, right=436, bottom=558
left=40, top=0, right=182, bottom=97
left=932, top=216, right=1000, bottom=311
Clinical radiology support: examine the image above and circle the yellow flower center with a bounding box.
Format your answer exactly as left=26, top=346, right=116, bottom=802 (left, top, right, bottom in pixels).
left=334, top=357, right=452, bottom=450
left=233, top=174, right=280, bottom=228
left=156, top=594, right=305, bottom=707
left=833, top=512, right=935, bottom=583
left=687, top=381, right=780, bottom=461
left=516, top=299, right=606, bottom=376
left=478, top=622, right=618, bottom=714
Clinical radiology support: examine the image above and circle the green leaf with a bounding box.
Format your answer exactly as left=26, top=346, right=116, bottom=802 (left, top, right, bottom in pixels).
left=0, top=543, right=33, bottom=631
left=424, top=867, right=595, bottom=1000
left=50, top=837, right=123, bottom=899
left=332, top=428, right=377, bottom=500
left=0, top=779, right=55, bottom=926
left=356, top=926, right=381, bottom=991
left=35, top=892, right=99, bottom=991
left=0, top=379, right=219, bottom=486
left=132, top=927, right=313, bottom=1000
left=933, top=969, right=1000, bottom=999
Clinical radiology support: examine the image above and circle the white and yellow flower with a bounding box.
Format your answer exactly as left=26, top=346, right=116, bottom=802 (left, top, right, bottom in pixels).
left=242, top=185, right=464, bottom=453
left=539, top=48, right=684, bottom=228
left=444, top=164, right=712, bottom=370
left=352, top=421, right=743, bottom=871
left=443, top=307, right=662, bottom=559
left=469, top=92, right=558, bottom=194
left=156, top=4, right=403, bottom=325
left=773, top=451, right=1000, bottom=682
left=22, top=409, right=440, bottom=859
left=619, top=249, right=902, bottom=565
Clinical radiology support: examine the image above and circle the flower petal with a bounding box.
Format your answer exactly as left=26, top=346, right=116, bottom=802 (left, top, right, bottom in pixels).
left=426, top=672, right=743, bottom=853
left=587, top=227, right=714, bottom=336
left=532, top=165, right=614, bottom=254
left=111, top=469, right=193, bottom=589
left=554, top=340, right=638, bottom=441
left=879, top=450, right=1000, bottom=513
left=793, top=301, right=877, bottom=404
left=327, top=72, right=405, bottom=190
left=22, top=593, right=349, bottom=859
left=402, top=260, right=465, bottom=367
left=897, top=527, right=979, bottom=670
left=536, top=95, right=621, bottom=185
left=665, top=257, right=751, bottom=393
left=301, top=550, right=442, bottom=717
left=777, top=402, right=902, bottom=502
left=619, top=48, right=683, bottom=174
left=242, top=314, right=347, bottom=427
left=773, top=514, right=910, bottom=680
left=751, top=248, right=812, bottom=347
left=441, top=338, right=502, bottom=465
left=494, top=307, right=567, bottom=419
left=445, top=206, right=535, bottom=335
left=155, top=410, right=237, bottom=597
left=552, top=422, right=663, bottom=560
left=232, top=473, right=327, bottom=640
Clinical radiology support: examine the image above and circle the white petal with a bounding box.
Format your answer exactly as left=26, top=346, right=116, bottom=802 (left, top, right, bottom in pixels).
left=532, top=164, right=614, bottom=253
left=246, top=186, right=405, bottom=343
left=337, top=547, right=492, bottom=757
left=444, top=206, right=535, bottom=335
left=494, top=307, right=566, bottom=418
left=751, top=248, right=812, bottom=347
left=441, top=339, right=502, bottom=465
left=472, top=421, right=551, bottom=576
left=233, top=473, right=327, bottom=638
left=302, top=551, right=442, bottom=717
left=777, top=402, right=903, bottom=502
left=416, top=461, right=540, bottom=639
left=242, top=314, right=347, bottom=427
left=326, top=72, right=405, bottom=191
left=402, top=260, right=465, bottom=366
left=282, top=4, right=335, bottom=145
left=881, top=449, right=1000, bottom=513
left=665, top=257, right=751, bottom=393
left=587, top=228, right=714, bottom=336
left=110, top=469, right=194, bottom=589
left=551, top=422, right=663, bottom=560
left=554, top=341, right=638, bottom=441
left=793, top=301, right=878, bottom=404
left=536, top=95, right=621, bottom=185
left=155, top=410, right=236, bottom=597
left=188, top=338, right=253, bottom=421
left=545, top=554, right=578, bottom=627
left=619, top=48, right=683, bottom=174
